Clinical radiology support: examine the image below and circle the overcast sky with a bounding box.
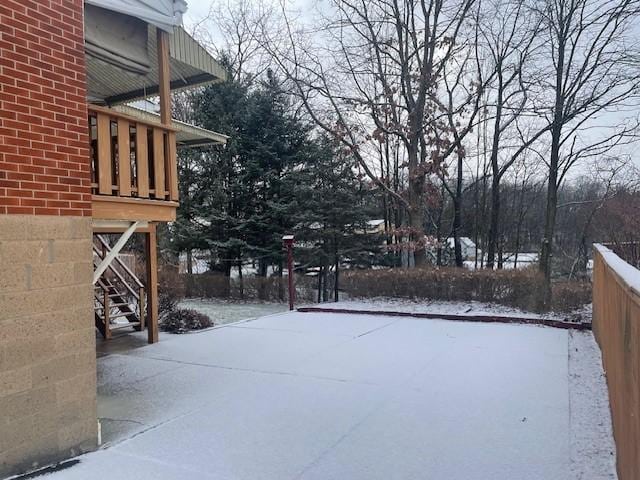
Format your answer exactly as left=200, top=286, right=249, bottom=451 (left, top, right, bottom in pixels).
left=181, top=0, right=640, bottom=180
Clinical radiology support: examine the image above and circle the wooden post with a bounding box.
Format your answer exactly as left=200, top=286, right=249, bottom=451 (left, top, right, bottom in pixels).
left=157, top=29, right=171, bottom=126
left=138, top=286, right=146, bottom=331
left=283, top=235, right=295, bottom=310
left=145, top=223, right=159, bottom=344
left=103, top=289, right=111, bottom=340
left=117, top=118, right=131, bottom=196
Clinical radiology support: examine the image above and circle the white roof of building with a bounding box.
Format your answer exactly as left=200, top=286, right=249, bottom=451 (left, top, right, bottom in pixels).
left=446, top=237, right=476, bottom=249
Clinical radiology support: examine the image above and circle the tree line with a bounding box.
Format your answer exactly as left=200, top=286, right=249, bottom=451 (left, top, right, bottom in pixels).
left=167, top=0, right=640, bottom=303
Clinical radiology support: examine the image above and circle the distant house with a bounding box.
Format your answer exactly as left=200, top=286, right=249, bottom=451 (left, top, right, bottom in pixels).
left=364, top=219, right=386, bottom=234
left=446, top=237, right=477, bottom=260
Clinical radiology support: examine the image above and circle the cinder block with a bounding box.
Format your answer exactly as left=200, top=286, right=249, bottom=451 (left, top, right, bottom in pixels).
left=0, top=241, right=49, bottom=265
left=0, top=336, right=56, bottom=373
left=0, top=367, right=32, bottom=397
left=54, top=328, right=95, bottom=356
left=55, top=372, right=96, bottom=405
left=1, top=384, right=57, bottom=421
left=52, top=239, right=92, bottom=263
left=0, top=265, right=27, bottom=292
left=31, top=349, right=95, bottom=386
left=24, top=216, right=75, bottom=240
left=0, top=416, right=35, bottom=453
left=73, top=261, right=93, bottom=285
left=0, top=216, right=27, bottom=241
left=29, top=263, right=76, bottom=290
left=69, top=217, right=92, bottom=240
left=57, top=417, right=98, bottom=452
left=0, top=285, right=91, bottom=321
left=0, top=432, right=60, bottom=477
left=52, top=305, right=95, bottom=334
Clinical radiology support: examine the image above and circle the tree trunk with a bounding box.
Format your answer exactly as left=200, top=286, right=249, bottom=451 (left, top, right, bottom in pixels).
left=277, top=262, right=284, bottom=301
left=186, top=249, right=193, bottom=275
left=486, top=176, right=500, bottom=269
left=238, top=259, right=244, bottom=300
left=540, top=33, right=566, bottom=305
left=486, top=72, right=503, bottom=270
left=334, top=252, right=339, bottom=302
left=257, top=259, right=268, bottom=300
left=322, top=262, right=329, bottom=302
left=539, top=129, right=561, bottom=305
left=453, top=150, right=464, bottom=267
left=407, top=138, right=426, bottom=267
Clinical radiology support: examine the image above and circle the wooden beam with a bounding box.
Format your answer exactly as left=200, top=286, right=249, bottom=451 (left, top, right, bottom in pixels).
left=153, top=128, right=166, bottom=200
left=93, top=226, right=153, bottom=234
left=167, top=131, right=178, bottom=201
left=92, top=195, right=177, bottom=222
left=117, top=118, right=132, bottom=196
left=136, top=124, right=150, bottom=198
left=145, top=223, right=159, bottom=344
left=90, top=104, right=177, bottom=132
left=157, top=29, right=171, bottom=126
left=93, top=221, right=140, bottom=284
left=97, top=113, right=112, bottom=195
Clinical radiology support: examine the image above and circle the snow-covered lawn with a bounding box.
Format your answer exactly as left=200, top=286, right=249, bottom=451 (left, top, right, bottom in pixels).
left=179, top=299, right=290, bottom=325
left=44, top=309, right=615, bottom=479
left=321, top=298, right=571, bottom=320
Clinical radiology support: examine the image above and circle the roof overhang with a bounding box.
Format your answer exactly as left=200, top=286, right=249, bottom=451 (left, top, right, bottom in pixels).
left=86, top=17, right=227, bottom=105
left=113, top=105, right=229, bottom=147
left=85, top=0, right=187, bottom=33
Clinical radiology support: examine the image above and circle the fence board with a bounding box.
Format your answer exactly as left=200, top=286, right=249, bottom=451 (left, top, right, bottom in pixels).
left=592, top=244, right=640, bottom=480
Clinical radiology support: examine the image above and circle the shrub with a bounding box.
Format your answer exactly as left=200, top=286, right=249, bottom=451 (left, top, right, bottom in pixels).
left=340, top=267, right=590, bottom=313
left=160, top=308, right=214, bottom=334
left=158, top=291, right=180, bottom=318
left=550, top=280, right=592, bottom=312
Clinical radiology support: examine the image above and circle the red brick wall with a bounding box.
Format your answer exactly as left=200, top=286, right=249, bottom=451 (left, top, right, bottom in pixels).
left=0, top=0, right=90, bottom=217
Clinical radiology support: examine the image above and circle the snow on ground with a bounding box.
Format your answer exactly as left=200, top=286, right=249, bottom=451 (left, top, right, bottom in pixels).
left=179, top=299, right=290, bottom=325
left=41, top=309, right=615, bottom=480
left=568, top=330, right=617, bottom=479
left=323, top=297, right=567, bottom=320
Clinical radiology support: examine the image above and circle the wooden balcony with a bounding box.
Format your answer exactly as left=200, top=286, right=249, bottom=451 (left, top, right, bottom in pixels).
left=89, top=105, right=179, bottom=222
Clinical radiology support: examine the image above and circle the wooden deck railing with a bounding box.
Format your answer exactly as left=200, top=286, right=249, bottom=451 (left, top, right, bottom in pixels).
left=89, top=105, right=178, bottom=202
left=592, top=244, right=640, bottom=480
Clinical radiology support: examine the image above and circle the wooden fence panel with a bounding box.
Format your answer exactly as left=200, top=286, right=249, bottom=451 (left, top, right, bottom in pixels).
left=592, top=244, right=640, bottom=480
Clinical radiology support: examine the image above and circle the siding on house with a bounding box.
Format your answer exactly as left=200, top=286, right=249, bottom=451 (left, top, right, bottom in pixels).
left=0, top=1, right=97, bottom=477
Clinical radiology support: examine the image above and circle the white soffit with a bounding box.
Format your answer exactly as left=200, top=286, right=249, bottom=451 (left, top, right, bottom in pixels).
left=85, top=0, right=187, bottom=33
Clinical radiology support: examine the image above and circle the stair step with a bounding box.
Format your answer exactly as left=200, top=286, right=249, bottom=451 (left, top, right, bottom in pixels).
left=110, top=322, right=141, bottom=331
left=94, top=302, right=131, bottom=310
left=108, top=312, right=139, bottom=319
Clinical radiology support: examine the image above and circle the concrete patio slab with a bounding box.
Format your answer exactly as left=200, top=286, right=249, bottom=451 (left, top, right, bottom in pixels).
left=38, top=310, right=615, bottom=480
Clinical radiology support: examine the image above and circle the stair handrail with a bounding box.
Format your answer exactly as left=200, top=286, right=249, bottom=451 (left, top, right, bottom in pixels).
left=94, top=235, right=144, bottom=288
left=93, top=245, right=141, bottom=301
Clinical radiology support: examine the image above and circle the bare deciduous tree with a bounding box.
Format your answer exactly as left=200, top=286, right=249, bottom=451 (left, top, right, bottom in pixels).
left=261, top=0, right=481, bottom=265
left=534, top=0, right=640, bottom=297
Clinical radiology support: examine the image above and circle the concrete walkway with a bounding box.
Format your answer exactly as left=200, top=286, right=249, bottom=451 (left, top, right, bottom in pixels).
left=42, top=311, right=613, bottom=479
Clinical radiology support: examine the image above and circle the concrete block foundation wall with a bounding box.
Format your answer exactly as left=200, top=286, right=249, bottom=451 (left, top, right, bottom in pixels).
left=0, top=1, right=97, bottom=478
left=0, top=216, right=97, bottom=478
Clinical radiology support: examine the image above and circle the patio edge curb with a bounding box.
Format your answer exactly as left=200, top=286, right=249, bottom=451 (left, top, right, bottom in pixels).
left=297, top=307, right=591, bottom=330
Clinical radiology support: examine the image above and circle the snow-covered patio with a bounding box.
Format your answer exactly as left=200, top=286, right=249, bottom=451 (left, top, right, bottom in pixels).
left=44, top=309, right=615, bottom=479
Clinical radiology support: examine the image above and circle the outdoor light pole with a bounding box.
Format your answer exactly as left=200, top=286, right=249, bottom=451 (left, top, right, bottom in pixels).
left=283, top=235, right=295, bottom=310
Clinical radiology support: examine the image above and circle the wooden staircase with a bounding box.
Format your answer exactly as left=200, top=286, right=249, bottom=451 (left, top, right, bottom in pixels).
left=93, top=235, right=146, bottom=339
